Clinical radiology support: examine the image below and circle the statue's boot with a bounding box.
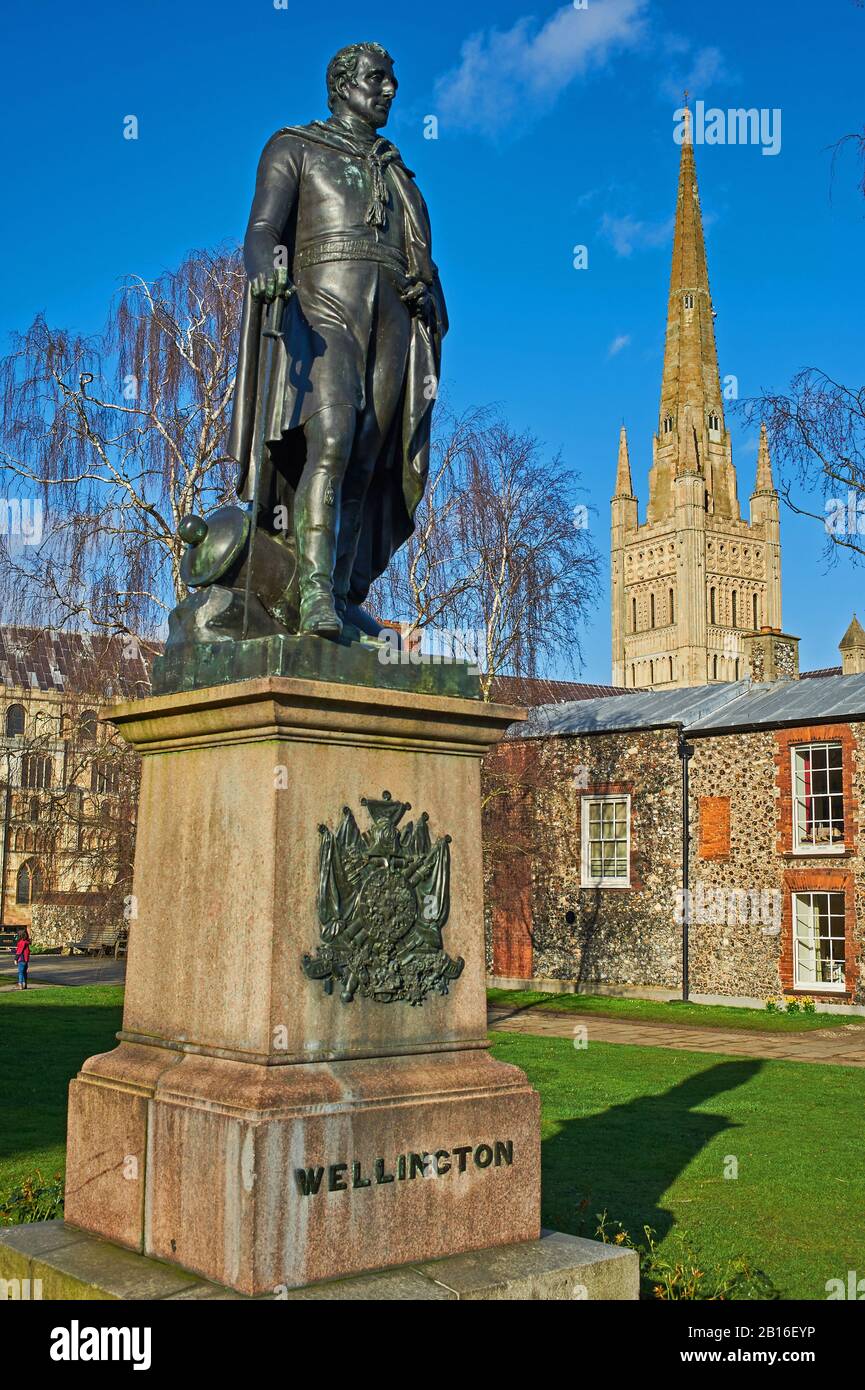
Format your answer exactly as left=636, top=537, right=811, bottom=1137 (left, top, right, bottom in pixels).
left=297, top=468, right=343, bottom=638
left=333, top=501, right=385, bottom=642
left=332, top=499, right=364, bottom=637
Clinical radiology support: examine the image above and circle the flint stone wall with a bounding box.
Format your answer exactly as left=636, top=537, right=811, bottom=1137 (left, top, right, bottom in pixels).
left=483, top=727, right=682, bottom=988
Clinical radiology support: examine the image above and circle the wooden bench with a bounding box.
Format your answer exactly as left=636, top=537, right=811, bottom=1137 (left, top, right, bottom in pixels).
left=65, top=923, right=121, bottom=957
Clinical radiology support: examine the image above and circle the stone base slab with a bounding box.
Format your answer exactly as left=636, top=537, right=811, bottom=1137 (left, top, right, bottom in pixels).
left=0, top=1222, right=639, bottom=1301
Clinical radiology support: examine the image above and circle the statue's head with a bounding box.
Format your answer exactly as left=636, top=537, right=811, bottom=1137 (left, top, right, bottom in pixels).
left=326, top=42, right=397, bottom=131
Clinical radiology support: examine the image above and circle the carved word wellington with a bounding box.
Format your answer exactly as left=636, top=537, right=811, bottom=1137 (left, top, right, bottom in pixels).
left=295, top=1141, right=515, bottom=1196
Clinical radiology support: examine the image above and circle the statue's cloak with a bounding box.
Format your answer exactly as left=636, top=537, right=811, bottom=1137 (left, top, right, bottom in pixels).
left=227, top=120, right=447, bottom=605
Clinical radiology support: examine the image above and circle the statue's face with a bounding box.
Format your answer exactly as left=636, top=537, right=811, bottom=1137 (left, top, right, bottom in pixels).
left=340, top=50, right=397, bottom=130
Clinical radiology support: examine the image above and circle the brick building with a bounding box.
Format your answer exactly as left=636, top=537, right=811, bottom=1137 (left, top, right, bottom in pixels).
left=485, top=662, right=865, bottom=1011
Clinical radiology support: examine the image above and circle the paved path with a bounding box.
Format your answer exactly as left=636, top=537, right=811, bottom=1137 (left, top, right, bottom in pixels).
left=488, top=1005, right=865, bottom=1067
left=0, top=955, right=126, bottom=992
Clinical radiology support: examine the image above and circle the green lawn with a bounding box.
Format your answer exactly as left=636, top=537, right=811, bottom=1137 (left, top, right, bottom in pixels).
left=488, top=987, right=865, bottom=1032
left=0, top=986, right=124, bottom=1204
left=2, top=986, right=862, bottom=1300
left=490, top=1029, right=865, bottom=1299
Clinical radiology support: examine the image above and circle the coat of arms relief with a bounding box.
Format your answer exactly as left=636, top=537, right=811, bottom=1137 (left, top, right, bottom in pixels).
left=302, top=790, right=464, bottom=1005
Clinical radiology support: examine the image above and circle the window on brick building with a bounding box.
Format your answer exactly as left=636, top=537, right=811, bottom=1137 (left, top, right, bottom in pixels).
left=669, top=587, right=675, bottom=624
left=792, top=742, right=844, bottom=851
left=793, top=891, right=846, bottom=989
left=580, top=795, right=630, bottom=888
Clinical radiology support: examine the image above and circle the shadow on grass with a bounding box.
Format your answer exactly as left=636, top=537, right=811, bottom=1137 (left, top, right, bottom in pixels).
left=542, top=1057, right=763, bottom=1244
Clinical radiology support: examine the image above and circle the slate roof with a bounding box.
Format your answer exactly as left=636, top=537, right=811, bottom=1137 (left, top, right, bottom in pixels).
left=686, top=672, right=865, bottom=733
left=489, top=676, right=630, bottom=706
left=514, top=682, right=748, bottom=738
left=511, top=672, right=865, bottom=740
left=0, top=628, right=155, bottom=701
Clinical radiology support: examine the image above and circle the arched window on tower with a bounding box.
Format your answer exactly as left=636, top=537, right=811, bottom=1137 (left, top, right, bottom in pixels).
left=662, top=414, right=674, bottom=434
left=650, top=594, right=656, bottom=628
left=669, top=656, right=674, bottom=682
left=708, top=412, right=721, bottom=436
left=669, top=587, right=675, bottom=625
left=753, top=592, right=759, bottom=629
left=16, top=861, right=43, bottom=905
left=710, top=588, right=716, bottom=625
left=713, top=655, right=718, bottom=679
left=78, top=710, right=97, bottom=743
left=650, top=660, right=654, bottom=684
left=632, top=597, right=637, bottom=632
left=5, top=704, right=24, bottom=737
left=732, top=592, right=738, bottom=628
left=683, top=293, right=694, bottom=309
left=630, top=663, right=636, bottom=687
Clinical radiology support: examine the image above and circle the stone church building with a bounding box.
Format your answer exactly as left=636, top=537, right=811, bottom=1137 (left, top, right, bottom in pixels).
left=483, top=120, right=865, bottom=1012
left=611, top=110, right=785, bottom=690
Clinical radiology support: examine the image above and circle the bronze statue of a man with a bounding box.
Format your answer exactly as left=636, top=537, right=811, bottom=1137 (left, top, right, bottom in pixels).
left=228, top=42, right=448, bottom=638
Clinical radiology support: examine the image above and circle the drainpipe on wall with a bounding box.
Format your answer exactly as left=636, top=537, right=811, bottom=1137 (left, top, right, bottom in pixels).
left=677, top=731, right=694, bottom=1002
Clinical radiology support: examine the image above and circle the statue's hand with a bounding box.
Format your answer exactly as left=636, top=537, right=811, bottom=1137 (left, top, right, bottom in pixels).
left=250, top=266, right=293, bottom=304
left=399, top=279, right=435, bottom=326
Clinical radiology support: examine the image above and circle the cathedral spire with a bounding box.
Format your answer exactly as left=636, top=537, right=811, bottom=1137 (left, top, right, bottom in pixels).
left=647, top=103, right=739, bottom=524
left=614, top=424, right=634, bottom=496
left=754, top=421, right=775, bottom=492
left=659, top=98, right=723, bottom=445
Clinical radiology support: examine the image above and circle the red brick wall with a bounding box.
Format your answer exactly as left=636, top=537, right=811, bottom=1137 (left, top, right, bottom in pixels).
left=699, top=796, right=731, bottom=861
left=485, top=740, right=539, bottom=978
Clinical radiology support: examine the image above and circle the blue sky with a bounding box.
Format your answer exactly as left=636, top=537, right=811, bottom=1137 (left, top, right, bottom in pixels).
left=1, top=0, right=863, bottom=680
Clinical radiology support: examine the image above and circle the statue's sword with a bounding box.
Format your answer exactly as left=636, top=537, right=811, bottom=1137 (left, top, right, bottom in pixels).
left=241, top=288, right=289, bottom=641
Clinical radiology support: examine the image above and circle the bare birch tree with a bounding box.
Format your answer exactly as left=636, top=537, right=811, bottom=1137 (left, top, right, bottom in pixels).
left=743, top=371, right=865, bottom=566
left=372, top=409, right=600, bottom=698
left=0, top=246, right=244, bottom=640
left=742, top=103, right=865, bottom=566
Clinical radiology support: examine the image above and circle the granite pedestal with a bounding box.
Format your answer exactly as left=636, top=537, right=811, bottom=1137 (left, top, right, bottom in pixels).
left=63, top=676, right=543, bottom=1295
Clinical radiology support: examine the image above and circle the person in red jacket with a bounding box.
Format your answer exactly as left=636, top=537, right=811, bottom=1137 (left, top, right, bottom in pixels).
left=14, top=930, right=30, bottom=990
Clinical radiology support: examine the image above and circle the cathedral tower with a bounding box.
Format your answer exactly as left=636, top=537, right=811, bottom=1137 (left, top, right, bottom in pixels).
left=611, top=106, right=784, bottom=689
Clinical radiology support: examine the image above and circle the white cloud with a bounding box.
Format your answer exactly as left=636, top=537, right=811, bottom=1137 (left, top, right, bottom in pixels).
left=608, top=333, right=632, bottom=357
left=659, top=42, right=733, bottom=103
left=434, top=0, right=648, bottom=136
left=600, top=212, right=673, bottom=257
